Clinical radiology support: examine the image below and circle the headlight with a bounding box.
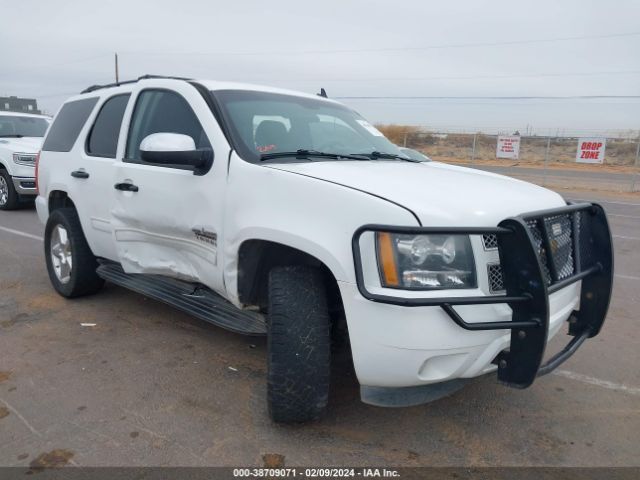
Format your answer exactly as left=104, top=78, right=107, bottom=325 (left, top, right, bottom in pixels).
left=376, top=232, right=476, bottom=290
left=13, top=153, right=37, bottom=166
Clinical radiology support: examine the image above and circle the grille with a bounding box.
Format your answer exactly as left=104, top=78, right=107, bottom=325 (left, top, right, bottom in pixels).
left=542, top=214, right=575, bottom=280
left=487, top=263, right=504, bottom=293
left=576, top=210, right=592, bottom=269
left=487, top=212, right=577, bottom=292
left=482, top=234, right=499, bottom=250
left=526, top=219, right=552, bottom=285
left=527, top=215, right=576, bottom=284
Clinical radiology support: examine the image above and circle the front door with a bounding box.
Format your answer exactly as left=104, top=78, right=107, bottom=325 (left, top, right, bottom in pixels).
left=111, top=82, right=229, bottom=294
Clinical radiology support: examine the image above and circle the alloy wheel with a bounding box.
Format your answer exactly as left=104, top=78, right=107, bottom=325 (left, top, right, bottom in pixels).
left=0, top=175, right=8, bottom=206
left=50, top=224, right=73, bottom=284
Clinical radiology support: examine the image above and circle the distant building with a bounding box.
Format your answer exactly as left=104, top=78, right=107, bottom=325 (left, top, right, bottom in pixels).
left=0, top=96, right=41, bottom=115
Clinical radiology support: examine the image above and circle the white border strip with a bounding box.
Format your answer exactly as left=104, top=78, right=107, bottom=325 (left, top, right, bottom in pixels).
left=569, top=198, right=640, bottom=207
left=613, top=234, right=640, bottom=241
left=0, top=225, right=43, bottom=241
left=608, top=214, right=640, bottom=219
left=552, top=370, right=640, bottom=396
left=615, top=274, right=640, bottom=281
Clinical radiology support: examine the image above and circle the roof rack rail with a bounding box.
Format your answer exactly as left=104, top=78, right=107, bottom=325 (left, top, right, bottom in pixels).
left=81, top=74, right=193, bottom=94
left=81, top=79, right=137, bottom=94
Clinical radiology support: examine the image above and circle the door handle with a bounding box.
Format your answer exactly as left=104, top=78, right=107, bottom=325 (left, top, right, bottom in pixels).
left=114, top=182, right=139, bottom=192
left=71, top=170, right=89, bottom=179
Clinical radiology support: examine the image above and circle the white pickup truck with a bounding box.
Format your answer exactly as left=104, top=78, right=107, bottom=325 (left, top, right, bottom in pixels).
left=36, top=76, right=613, bottom=423
left=0, top=111, right=50, bottom=209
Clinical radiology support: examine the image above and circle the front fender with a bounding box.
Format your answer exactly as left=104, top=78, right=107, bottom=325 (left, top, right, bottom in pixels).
left=0, top=149, right=37, bottom=178
left=223, top=155, right=419, bottom=304
left=0, top=152, right=8, bottom=169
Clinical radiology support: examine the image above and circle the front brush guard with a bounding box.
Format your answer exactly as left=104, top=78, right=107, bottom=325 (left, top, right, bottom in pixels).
left=351, top=202, right=614, bottom=388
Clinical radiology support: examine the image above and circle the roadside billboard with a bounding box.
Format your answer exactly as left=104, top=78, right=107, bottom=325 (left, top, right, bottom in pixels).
left=576, top=138, right=606, bottom=164
left=496, top=135, right=521, bottom=160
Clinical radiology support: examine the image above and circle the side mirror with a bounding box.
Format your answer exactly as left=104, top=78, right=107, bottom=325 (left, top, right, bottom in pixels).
left=139, top=133, right=213, bottom=174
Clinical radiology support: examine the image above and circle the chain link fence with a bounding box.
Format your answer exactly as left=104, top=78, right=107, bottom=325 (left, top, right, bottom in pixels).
left=383, top=127, right=640, bottom=192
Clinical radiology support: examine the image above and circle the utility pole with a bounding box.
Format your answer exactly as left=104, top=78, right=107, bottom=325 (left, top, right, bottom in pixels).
left=543, top=136, right=551, bottom=187
left=470, top=133, right=477, bottom=165
left=115, top=53, right=119, bottom=84
left=631, top=139, right=640, bottom=192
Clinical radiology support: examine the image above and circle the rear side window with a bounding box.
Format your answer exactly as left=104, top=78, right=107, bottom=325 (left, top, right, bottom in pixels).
left=42, top=98, right=99, bottom=152
left=86, top=94, right=130, bottom=158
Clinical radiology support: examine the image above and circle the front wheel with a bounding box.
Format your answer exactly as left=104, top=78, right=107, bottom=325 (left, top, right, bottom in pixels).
left=0, top=170, right=19, bottom=210
left=44, top=208, right=104, bottom=298
left=267, top=265, right=331, bottom=423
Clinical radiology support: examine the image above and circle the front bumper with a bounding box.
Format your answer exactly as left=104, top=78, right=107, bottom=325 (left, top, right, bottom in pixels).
left=348, top=202, right=613, bottom=389
left=339, top=280, right=580, bottom=387
left=11, top=176, right=37, bottom=195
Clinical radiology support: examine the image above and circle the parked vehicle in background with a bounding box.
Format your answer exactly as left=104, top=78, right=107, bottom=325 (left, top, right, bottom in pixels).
left=399, top=146, right=432, bottom=162
left=0, top=112, right=50, bottom=209
left=35, top=76, right=613, bottom=423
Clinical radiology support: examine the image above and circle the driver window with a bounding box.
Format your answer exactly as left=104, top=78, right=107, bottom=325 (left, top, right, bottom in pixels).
left=125, top=89, right=211, bottom=163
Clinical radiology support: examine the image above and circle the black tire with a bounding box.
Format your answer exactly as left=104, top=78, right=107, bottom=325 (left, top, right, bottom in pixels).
left=0, top=170, right=20, bottom=210
left=44, top=207, right=104, bottom=298
left=267, top=265, right=331, bottom=423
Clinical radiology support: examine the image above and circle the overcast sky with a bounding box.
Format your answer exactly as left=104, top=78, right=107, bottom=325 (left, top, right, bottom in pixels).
left=2, top=0, right=639, bottom=134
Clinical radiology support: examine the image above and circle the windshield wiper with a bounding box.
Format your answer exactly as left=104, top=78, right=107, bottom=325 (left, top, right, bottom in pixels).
left=352, top=151, right=421, bottom=163
left=260, top=149, right=369, bottom=162
left=0, top=134, right=24, bottom=138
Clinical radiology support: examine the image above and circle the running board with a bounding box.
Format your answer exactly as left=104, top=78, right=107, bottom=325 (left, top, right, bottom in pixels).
left=96, top=263, right=266, bottom=335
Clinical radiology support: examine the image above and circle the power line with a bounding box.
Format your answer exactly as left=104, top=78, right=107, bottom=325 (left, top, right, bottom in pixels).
left=9, top=30, right=640, bottom=73
left=340, top=101, right=640, bottom=107
left=36, top=91, right=82, bottom=99
left=120, top=31, right=640, bottom=57
left=281, top=70, right=640, bottom=83
left=9, top=54, right=113, bottom=73
left=336, top=95, right=640, bottom=100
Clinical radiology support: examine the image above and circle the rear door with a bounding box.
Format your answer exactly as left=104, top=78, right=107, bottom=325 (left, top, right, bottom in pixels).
left=73, top=93, right=131, bottom=260
left=40, top=95, right=126, bottom=261
left=111, top=81, right=230, bottom=294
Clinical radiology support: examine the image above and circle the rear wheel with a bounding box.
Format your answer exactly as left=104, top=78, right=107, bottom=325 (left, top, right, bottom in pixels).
left=0, top=170, right=19, bottom=210
left=44, top=208, right=104, bottom=298
left=267, top=265, right=331, bottom=423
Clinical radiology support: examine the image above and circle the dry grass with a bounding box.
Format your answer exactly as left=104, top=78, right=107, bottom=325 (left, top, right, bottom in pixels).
left=375, top=124, right=421, bottom=146
left=376, top=125, right=640, bottom=168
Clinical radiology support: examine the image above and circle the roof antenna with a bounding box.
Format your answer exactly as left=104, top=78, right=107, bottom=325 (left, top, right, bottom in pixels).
left=318, top=88, right=328, bottom=98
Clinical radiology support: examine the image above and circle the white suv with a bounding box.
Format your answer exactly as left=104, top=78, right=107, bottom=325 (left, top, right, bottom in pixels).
left=0, top=111, right=50, bottom=209
left=36, top=75, right=613, bottom=423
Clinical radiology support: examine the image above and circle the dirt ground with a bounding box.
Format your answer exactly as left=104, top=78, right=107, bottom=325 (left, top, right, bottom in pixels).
left=377, top=125, right=640, bottom=174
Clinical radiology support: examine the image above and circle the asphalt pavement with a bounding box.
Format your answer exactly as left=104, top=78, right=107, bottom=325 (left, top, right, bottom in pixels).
left=0, top=190, right=639, bottom=467
left=472, top=164, right=638, bottom=192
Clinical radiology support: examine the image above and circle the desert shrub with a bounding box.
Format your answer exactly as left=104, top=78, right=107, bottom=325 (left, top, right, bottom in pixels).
left=375, top=124, right=422, bottom=145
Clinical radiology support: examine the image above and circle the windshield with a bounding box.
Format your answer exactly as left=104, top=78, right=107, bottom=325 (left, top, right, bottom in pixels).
left=0, top=115, right=49, bottom=138
left=400, top=147, right=431, bottom=162
left=212, top=90, right=405, bottom=162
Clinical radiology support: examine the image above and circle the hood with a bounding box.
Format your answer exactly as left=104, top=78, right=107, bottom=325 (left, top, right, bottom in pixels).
left=267, top=160, right=565, bottom=226
left=0, top=137, right=43, bottom=154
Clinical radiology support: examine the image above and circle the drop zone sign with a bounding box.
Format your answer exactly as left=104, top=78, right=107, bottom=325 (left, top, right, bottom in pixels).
left=576, top=138, right=606, bottom=164
left=496, top=135, right=521, bottom=159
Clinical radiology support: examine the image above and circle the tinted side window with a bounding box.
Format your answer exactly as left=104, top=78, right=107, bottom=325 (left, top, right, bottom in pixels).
left=125, top=89, right=210, bottom=162
left=86, top=94, right=130, bottom=158
left=42, top=98, right=99, bottom=152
